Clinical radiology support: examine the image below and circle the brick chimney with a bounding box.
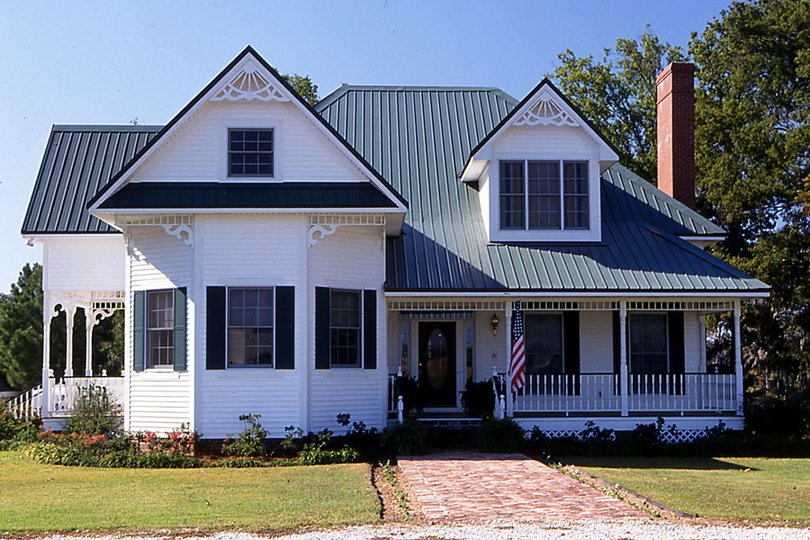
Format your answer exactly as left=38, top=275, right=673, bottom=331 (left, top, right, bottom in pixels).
left=656, top=62, right=696, bottom=209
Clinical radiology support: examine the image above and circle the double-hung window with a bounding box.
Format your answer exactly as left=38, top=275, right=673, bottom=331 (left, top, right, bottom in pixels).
left=524, top=314, right=564, bottom=375
left=228, top=129, right=274, bottom=177
left=228, top=288, right=274, bottom=367
left=629, top=314, right=669, bottom=374
left=147, top=290, right=174, bottom=368
left=330, top=289, right=362, bottom=367
left=499, top=160, right=589, bottom=231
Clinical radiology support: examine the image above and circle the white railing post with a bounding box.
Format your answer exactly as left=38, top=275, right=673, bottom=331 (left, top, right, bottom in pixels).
left=41, top=310, right=51, bottom=419
left=65, top=306, right=76, bottom=378
left=733, top=300, right=744, bottom=415
left=85, top=309, right=95, bottom=377
left=619, top=301, right=629, bottom=416
left=396, top=395, right=404, bottom=423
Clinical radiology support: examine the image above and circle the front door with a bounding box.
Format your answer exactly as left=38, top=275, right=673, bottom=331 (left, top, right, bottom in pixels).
left=418, top=322, right=456, bottom=408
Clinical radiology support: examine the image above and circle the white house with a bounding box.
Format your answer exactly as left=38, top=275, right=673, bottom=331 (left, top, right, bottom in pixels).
left=15, top=47, right=769, bottom=438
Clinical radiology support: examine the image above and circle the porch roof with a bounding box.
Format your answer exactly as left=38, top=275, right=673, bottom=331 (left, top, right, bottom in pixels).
left=316, top=86, right=768, bottom=294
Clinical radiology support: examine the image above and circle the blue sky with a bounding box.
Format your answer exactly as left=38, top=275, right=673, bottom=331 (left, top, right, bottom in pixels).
left=0, top=0, right=730, bottom=290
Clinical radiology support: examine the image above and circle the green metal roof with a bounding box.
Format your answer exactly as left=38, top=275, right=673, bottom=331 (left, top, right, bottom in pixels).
left=22, top=125, right=161, bottom=234
left=316, top=86, right=767, bottom=293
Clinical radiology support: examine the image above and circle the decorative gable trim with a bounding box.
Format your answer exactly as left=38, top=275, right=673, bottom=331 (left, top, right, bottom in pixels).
left=87, top=46, right=407, bottom=220
left=211, top=60, right=290, bottom=103
left=512, top=91, right=579, bottom=127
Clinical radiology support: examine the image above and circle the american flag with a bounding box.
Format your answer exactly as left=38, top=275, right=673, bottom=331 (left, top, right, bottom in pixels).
left=509, top=301, right=526, bottom=392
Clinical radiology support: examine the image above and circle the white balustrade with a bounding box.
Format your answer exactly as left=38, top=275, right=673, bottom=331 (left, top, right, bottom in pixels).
left=45, top=376, right=125, bottom=417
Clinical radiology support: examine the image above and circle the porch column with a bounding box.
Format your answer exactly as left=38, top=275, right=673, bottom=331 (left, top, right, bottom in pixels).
left=733, top=300, right=744, bottom=415
left=84, top=308, right=95, bottom=377
left=698, top=314, right=707, bottom=371
left=505, top=307, right=513, bottom=417
left=41, top=294, right=52, bottom=418
left=619, top=301, right=629, bottom=416
left=65, top=306, right=76, bottom=377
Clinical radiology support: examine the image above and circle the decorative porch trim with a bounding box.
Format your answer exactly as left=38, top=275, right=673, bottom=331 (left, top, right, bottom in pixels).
left=309, top=214, right=386, bottom=226
left=399, top=311, right=476, bottom=319
left=513, top=94, right=579, bottom=128
left=308, top=224, right=339, bottom=246
left=625, top=300, right=734, bottom=312
left=387, top=299, right=506, bottom=311
left=118, top=215, right=194, bottom=247
left=210, top=61, right=290, bottom=103
left=519, top=300, right=619, bottom=311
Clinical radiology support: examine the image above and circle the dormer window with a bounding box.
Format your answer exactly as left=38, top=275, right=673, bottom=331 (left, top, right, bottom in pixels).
left=498, top=160, right=589, bottom=231
left=228, top=129, right=274, bottom=177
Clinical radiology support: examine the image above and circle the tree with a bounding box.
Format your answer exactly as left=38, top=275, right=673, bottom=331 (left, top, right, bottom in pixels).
left=281, top=73, right=319, bottom=105
left=551, top=31, right=685, bottom=182
left=0, top=264, right=44, bottom=389
left=552, top=0, right=810, bottom=394
left=691, top=0, right=810, bottom=392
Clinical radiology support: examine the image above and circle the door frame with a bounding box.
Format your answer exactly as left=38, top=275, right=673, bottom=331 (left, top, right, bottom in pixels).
left=409, top=318, right=466, bottom=412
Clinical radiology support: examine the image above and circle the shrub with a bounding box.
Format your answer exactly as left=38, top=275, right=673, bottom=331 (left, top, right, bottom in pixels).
left=298, top=445, right=360, bottom=465
left=476, top=417, right=525, bottom=453
left=28, top=443, right=204, bottom=468
left=460, top=381, right=496, bottom=418
left=216, top=457, right=265, bottom=468
left=336, top=413, right=382, bottom=461
left=223, top=413, right=268, bottom=457
left=382, top=417, right=429, bottom=455
left=395, top=376, right=424, bottom=414
left=0, top=409, right=37, bottom=441
left=65, top=386, right=122, bottom=436
left=746, top=390, right=810, bottom=436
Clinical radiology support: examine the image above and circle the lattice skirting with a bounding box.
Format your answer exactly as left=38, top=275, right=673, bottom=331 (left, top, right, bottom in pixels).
left=537, top=428, right=710, bottom=444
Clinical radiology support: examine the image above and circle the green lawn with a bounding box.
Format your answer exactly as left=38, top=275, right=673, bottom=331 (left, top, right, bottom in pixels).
left=0, top=451, right=379, bottom=532
left=569, top=456, right=810, bottom=524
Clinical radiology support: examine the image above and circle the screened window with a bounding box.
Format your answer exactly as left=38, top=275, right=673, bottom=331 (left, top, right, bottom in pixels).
left=528, top=161, right=561, bottom=229
left=499, top=161, right=525, bottom=229
left=228, top=129, right=274, bottom=177
left=524, top=314, right=564, bottom=374
left=330, top=290, right=361, bottom=367
left=629, top=314, right=669, bottom=374
left=228, top=288, right=274, bottom=367
left=498, top=160, right=589, bottom=232
left=564, top=161, right=589, bottom=229
left=147, top=290, right=174, bottom=368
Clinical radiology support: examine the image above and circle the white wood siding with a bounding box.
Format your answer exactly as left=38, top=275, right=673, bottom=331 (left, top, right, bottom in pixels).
left=130, top=101, right=366, bottom=184
left=309, top=226, right=386, bottom=432
left=128, top=227, right=193, bottom=433
left=197, top=215, right=307, bottom=437
left=43, top=236, right=125, bottom=291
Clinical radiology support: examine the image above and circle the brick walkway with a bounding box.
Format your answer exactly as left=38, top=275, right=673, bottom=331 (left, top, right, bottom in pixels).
left=398, top=452, right=648, bottom=523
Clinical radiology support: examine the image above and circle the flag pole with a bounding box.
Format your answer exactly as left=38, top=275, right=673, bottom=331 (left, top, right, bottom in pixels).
left=505, top=303, right=512, bottom=417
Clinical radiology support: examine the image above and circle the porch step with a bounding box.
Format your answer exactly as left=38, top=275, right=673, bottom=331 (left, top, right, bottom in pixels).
left=417, top=417, right=482, bottom=429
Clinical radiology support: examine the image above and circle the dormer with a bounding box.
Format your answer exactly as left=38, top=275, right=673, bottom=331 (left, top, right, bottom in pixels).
left=460, top=80, right=619, bottom=242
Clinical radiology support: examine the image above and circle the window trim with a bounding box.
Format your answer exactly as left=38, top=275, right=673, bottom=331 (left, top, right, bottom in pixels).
left=146, top=289, right=174, bottom=370
left=628, top=312, right=670, bottom=374
left=490, top=155, right=600, bottom=243
left=329, top=288, right=363, bottom=369
left=523, top=311, right=565, bottom=375
left=225, top=286, right=276, bottom=369
left=227, top=128, right=275, bottom=179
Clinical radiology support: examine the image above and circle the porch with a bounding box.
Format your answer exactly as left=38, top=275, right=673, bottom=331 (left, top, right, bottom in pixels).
left=386, top=297, right=745, bottom=427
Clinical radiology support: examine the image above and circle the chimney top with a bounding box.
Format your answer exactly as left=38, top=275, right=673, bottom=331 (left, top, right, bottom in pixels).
left=656, top=62, right=696, bottom=210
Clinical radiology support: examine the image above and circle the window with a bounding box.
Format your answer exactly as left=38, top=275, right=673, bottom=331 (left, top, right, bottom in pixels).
left=629, top=314, right=669, bottom=374
left=228, top=129, right=274, bottom=177
left=528, top=161, right=561, bottom=229
left=498, top=160, right=589, bottom=231
left=524, top=314, right=563, bottom=374
left=564, top=161, right=589, bottom=229
left=228, top=288, right=274, bottom=367
left=147, top=290, right=174, bottom=368
left=499, top=161, right=525, bottom=229
left=330, top=290, right=361, bottom=367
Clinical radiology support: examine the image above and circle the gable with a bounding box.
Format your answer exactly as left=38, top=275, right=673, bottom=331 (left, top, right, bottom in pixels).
left=88, top=47, right=407, bottom=215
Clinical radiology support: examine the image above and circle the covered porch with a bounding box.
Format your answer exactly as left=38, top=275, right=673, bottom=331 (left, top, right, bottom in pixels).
left=386, top=297, right=746, bottom=429
left=7, top=289, right=126, bottom=423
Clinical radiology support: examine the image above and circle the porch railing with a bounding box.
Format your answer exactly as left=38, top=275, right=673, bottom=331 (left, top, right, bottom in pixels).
left=47, top=376, right=125, bottom=417
left=388, top=374, right=397, bottom=413
left=513, top=373, right=736, bottom=415
left=6, top=385, right=43, bottom=422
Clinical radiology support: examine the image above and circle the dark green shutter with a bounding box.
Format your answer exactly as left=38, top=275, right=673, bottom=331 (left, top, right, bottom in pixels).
left=363, top=290, right=377, bottom=370
left=668, top=312, right=685, bottom=394
left=315, top=287, right=330, bottom=369
left=612, top=311, right=621, bottom=393
left=275, top=286, right=295, bottom=369
left=206, top=286, right=226, bottom=370
left=563, top=311, right=580, bottom=395
left=173, top=288, right=187, bottom=372
left=133, top=290, right=145, bottom=372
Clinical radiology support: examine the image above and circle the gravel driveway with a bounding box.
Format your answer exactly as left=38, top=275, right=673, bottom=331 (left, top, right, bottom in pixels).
left=37, top=522, right=810, bottom=539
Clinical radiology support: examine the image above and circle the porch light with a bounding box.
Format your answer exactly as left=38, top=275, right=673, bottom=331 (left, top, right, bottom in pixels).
left=491, top=313, right=500, bottom=336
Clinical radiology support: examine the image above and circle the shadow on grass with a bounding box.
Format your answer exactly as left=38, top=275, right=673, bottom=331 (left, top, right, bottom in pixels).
left=564, top=456, right=759, bottom=471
